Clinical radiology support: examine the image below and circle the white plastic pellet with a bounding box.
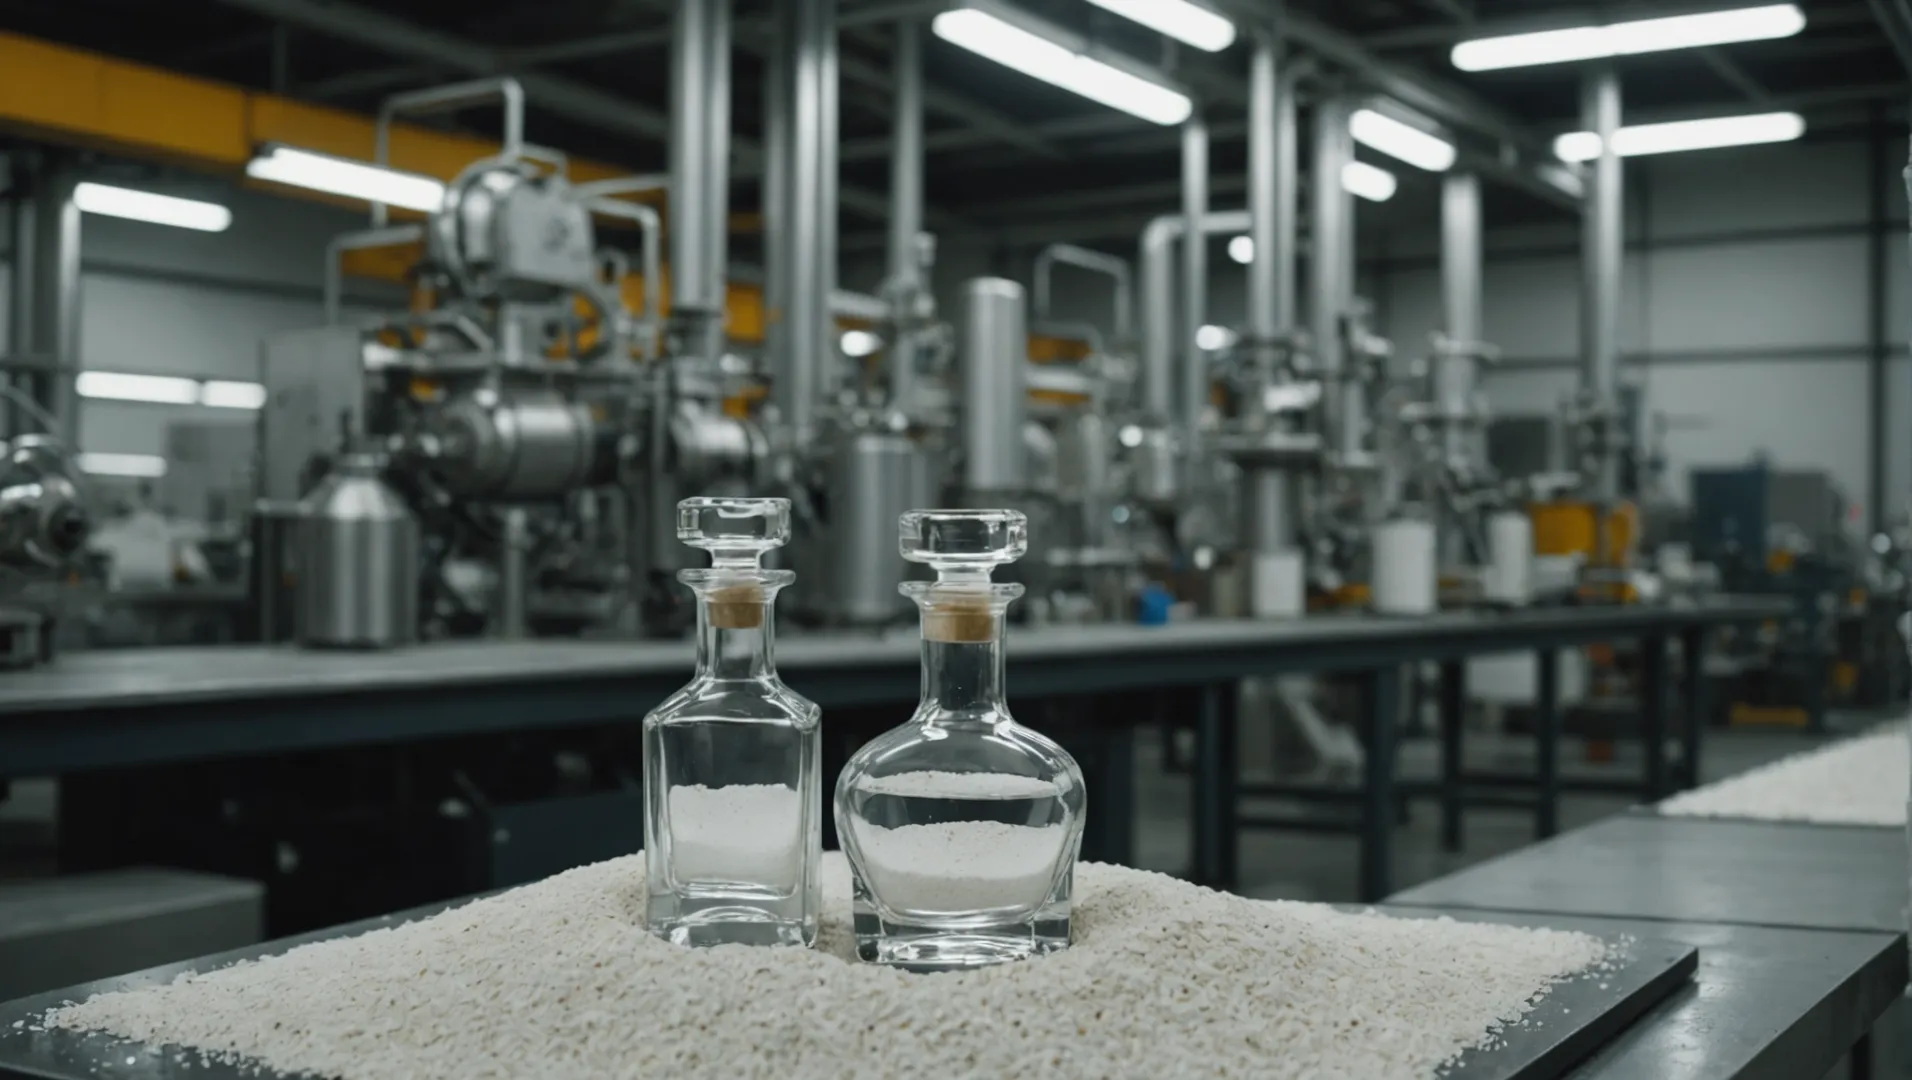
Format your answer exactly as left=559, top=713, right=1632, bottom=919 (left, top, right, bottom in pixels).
left=46, top=853, right=1608, bottom=1080
left=1660, top=721, right=1909, bottom=826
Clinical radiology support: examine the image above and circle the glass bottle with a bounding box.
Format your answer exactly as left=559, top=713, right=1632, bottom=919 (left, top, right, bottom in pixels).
left=644, top=496, right=820, bottom=948
left=834, top=509, right=1087, bottom=970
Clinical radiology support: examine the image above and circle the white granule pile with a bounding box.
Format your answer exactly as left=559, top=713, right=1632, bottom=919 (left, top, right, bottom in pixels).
left=851, top=770, right=1063, bottom=799
left=856, top=821, right=1065, bottom=912
left=1660, top=721, right=1909, bottom=826
left=666, top=784, right=803, bottom=882
left=46, top=854, right=1609, bottom=1080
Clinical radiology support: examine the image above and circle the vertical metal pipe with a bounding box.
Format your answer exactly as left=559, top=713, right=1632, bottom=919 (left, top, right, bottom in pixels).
left=772, top=0, right=834, bottom=445
left=1140, top=217, right=1175, bottom=422
left=495, top=506, right=529, bottom=640
left=1247, top=34, right=1278, bottom=348
left=1438, top=171, right=1482, bottom=419
left=1180, top=113, right=1209, bottom=478
left=1581, top=64, right=1623, bottom=498
left=1273, top=58, right=1301, bottom=332
left=669, top=0, right=731, bottom=361
left=888, top=21, right=923, bottom=296
left=30, top=169, right=79, bottom=440
left=761, top=27, right=788, bottom=402
left=887, top=18, right=923, bottom=414
left=959, top=277, right=1027, bottom=494
left=1311, top=97, right=1351, bottom=450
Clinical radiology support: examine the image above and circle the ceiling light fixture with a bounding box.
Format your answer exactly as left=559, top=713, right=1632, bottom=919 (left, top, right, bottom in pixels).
left=73, top=183, right=231, bottom=233
left=76, top=452, right=168, bottom=479
left=1349, top=109, right=1457, bottom=172
left=1082, top=0, right=1236, bottom=52
left=1453, top=4, right=1805, bottom=71
left=245, top=144, right=446, bottom=212
left=932, top=3, right=1193, bottom=126
left=1341, top=161, right=1399, bottom=202
left=1227, top=235, right=1254, bottom=264
left=76, top=372, right=201, bottom=406
left=1553, top=111, right=1805, bottom=161
left=200, top=380, right=270, bottom=410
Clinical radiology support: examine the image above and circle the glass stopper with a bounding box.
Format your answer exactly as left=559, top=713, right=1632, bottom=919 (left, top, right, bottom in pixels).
left=679, top=497, right=791, bottom=630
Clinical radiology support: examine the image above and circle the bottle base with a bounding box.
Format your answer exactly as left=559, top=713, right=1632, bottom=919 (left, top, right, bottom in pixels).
left=648, top=894, right=817, bottom=949
left=853, top=906, right=1071, bottom=972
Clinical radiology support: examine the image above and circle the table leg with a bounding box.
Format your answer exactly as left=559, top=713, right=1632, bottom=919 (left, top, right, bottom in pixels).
left=1361, top=666, right=1401, bottom=903
left=1678, top=626, right=1706, bottom=790
left=1192, top=682, right=1238, bottom=890
left=1640, top=633, right=1669, bottom=802
left=1535, top=647, right=1559, bottom=839
left=1438, top=660, right=1465, bottom=853
left=1850, top=1030, right=1873, bottom=1080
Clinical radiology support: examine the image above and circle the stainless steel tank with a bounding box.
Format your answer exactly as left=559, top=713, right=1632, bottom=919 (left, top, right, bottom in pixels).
left=297, top=453, right=420, bottom=648
left=828, top=428, right=930, bottom=625
left=424, top=393, right=604, bottom=501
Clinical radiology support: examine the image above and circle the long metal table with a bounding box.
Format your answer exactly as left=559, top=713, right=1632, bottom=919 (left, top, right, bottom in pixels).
left=0, top=598, right=1789, bottom=900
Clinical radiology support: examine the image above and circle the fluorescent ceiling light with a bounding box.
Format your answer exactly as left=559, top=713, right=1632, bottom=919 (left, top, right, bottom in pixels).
left=1554, top=111, right=1805, bottom=161
left=76, top=372, right=200, bottom=406
left=200, top=380, right=269, bottom=410
left=1349, top=109, right=1456, bottom=172
left=1227, top=235, right=1254, bottom=265
left=1341, top=161, right=1399, bottom=202
left=932, top=5, right=1192, bottom=126
left=840, top=329, right=884, bottom=358
left=73, top=183, right=231, bottom=232
left=1082, top=0, right=1236, bottom=52
left=1453, top=4, right=1805, bottom=71
left=77, top=452, right=168, bottom=478
left=246, top=145, right=446, bottom=212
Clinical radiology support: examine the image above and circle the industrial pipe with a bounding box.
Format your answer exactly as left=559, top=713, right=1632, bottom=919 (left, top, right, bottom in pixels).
left=372, top=77, right=525, bottom=227
left=1274, top=57, right=1308, bottom=331
left=5, top=164, right=34, bottom=441
left=1244, top=21, right=1298, bottom=563
left=1581, top=64, right=1623, bottom=499
left=28, top=170, right=79, bottom=439
left=670, top=0, right=733, bottom=363
left=1181, top=114, right=1210, bottom=483
left=888, top=17, right=924, bottom=413
left=1032, top=244, right=1134, bottom=344
left=1311, top=96, right=1357, bottom=460
left=1438, top=172, right=1483, bottom=421
left=769, top=0, right=836, bottom=445
left=581, top=195, right=664, bottom=359
left=323, top=224, right=428, bottom=325
left=1139, top=208, right=1251, bottom=427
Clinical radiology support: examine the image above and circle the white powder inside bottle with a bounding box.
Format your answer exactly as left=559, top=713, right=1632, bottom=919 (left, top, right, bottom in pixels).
left=857, top=820, right=1066, bottom=913
left=665, top=784, right=803, bottom=885
left=854, top=770, right=1063, bottom=800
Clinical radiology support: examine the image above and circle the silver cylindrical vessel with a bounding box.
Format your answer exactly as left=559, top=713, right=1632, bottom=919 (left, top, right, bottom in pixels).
left=428, top=393, right=603, bottom=501
left=297, top=454, right=419, bottom=648
left=959, top=277, right=1027, bottom=494
left=828, top=429, right=930, bottom=624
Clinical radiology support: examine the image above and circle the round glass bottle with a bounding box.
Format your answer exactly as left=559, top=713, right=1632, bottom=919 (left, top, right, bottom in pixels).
left=834, top=509, right=1087, bottom=970
left=644, top=497, right=821, bottom=948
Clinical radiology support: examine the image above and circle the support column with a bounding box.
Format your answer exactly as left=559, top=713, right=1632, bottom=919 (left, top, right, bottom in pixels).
left=1580, top=65, right=1623, bottom=500
left=1438, top=172, right=1482, bottom=459
left=887, top=18, right=923, bottom=411
left=28, top=167, right=78, bottom=441
left=1311, top=97, right=1356, bottom=460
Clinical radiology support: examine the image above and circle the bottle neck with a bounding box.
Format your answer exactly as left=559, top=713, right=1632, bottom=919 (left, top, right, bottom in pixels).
left=919, top=614, right=1006, bottom=718
left=695, top=600, right=775, bottom=681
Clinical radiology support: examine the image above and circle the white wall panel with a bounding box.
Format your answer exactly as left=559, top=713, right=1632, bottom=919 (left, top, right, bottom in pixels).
left=1643, top=140, right=1869, bottom=238
left=1641, top=236, right=1867, bottom=352
left=81, top=273, right=323, bottom=380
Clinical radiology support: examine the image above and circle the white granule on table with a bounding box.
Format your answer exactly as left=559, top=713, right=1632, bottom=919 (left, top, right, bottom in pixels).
left=856, top=821, right=1064, bottom=912
left=851, top=770, right=1062, bottom=799
left=1660, top=720, right=1909, bottom=826
left=665, top=784, right=804, bottom=883
left=46, top=854, right=1608, bottom=1080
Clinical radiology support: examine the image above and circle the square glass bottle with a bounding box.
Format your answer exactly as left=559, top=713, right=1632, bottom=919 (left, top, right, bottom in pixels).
left=834, top=509, right=1087, bottom=970
left=644, top=497, right=821, bottom=948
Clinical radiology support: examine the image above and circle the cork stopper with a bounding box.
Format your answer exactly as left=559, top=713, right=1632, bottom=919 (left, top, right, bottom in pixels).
left=899, top=509, right=1026, bottom=641
left=922, top=588, right=997, bottom=643
left=676, top=497, right=791, bottom=626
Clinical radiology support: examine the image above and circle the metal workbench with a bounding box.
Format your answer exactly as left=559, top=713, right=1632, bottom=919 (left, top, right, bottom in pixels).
left=0, top=598, right=1788, bottom=900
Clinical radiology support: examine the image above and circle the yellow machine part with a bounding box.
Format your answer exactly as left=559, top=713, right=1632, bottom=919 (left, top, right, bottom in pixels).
left=1729, top=704, right=1811, bottom=728
left=1530, top=500, right=1639, bottom=565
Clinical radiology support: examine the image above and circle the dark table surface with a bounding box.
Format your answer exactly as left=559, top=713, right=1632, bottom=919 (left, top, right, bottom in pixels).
left=0, top=897, right=1700, bottom=1080
left=1390, top=812, right=1909, bottom=935
left=0, top=599, right=1785, bottom=779
left=1390, top=906, right=1908, bottom=1080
